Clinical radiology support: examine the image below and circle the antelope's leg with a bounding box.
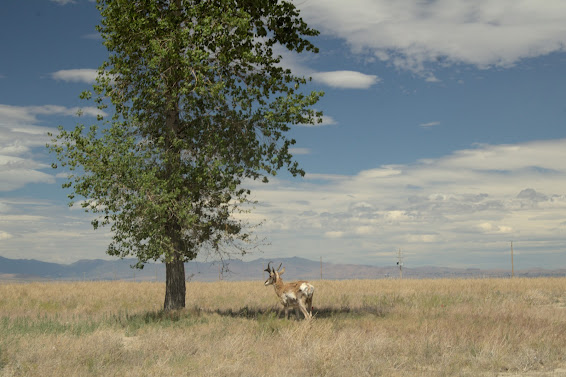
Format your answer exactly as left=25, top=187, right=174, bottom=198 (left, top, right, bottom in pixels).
left=298, top=302, right=311, bottom=320
left=306, top=295, right=313, bottom=315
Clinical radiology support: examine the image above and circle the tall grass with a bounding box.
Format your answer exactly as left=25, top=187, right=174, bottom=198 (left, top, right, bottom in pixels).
left=0, top=278, right=565, bottom=376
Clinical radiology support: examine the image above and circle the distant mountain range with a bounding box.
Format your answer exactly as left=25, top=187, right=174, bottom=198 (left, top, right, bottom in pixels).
left=1, top=255, right=565, bottom=282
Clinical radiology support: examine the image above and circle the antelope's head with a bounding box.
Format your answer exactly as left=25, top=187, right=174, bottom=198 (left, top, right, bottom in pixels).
left=264, top=261, right=285, bottom=286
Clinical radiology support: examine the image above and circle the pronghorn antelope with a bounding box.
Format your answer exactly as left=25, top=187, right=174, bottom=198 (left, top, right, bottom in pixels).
left=264, top=262, right=315, bottom=320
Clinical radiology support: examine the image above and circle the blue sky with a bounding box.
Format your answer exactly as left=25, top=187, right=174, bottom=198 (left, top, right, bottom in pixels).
left=1, top=0, right=566, bottom=269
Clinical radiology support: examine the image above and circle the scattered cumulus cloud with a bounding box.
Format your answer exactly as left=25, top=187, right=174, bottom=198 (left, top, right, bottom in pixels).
left=274, top=45, right=380, bottom=89
left=311, top=70, right=380, bottom=89
left=82, top=33, right=102, bottom=40
left=51, top=69, right=98, bottom=84
left=2, top=138, right=566, bottom=266
left=50, top=0, right=76, bottom=5
left=324, top=231, right=345, bottom=239
left=425, top=75, right=441, bottom=83
left=298, top=0, right=566, bottom=74
left=27, top=105, right=104, bottom=118
left=318, top=115, right=337, bottom=126
left=289, top=147, right=311, bottom=155
left=0, top=161, right=54, bottom=191
left=477, top=223, right=513, bottom=234
left=420, top=121, right=440, bottom=128
left=517, top=188, right=548, bottom=202
left=303, top=173, right=347, bottom=181
left=241, top=138, right=566, bottom=267
left=407, top=234, right=439, bottom=243
left=298, top=114, right=337, bottom=127
left=0, top=104, right=105, bottom=192
left=0, top=198, right=113, bottom=263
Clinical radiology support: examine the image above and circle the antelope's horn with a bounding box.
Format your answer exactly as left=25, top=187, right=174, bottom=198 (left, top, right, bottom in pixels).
left=276, top=262, right=282, bottom=272
left=265, top=261, right=273, bottom=273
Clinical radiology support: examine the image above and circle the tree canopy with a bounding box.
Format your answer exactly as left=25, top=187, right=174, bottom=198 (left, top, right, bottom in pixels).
left=49, top=0, right=323, bottom=309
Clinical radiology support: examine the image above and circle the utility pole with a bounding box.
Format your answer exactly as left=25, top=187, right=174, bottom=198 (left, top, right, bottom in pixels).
left=396, top=248, right=404, bottom=279
left=510, top=241, right=514, bottom=278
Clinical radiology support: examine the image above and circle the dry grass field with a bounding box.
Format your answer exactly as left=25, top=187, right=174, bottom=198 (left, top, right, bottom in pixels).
left=0, top=278, right=565, bottom=376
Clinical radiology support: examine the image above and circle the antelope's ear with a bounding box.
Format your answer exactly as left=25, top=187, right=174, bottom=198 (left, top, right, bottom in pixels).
left=279, top=267, right=285, bottom=275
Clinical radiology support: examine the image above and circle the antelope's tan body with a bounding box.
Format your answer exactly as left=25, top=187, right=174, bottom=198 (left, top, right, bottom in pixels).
left=264, top=262, right=315, bottom=320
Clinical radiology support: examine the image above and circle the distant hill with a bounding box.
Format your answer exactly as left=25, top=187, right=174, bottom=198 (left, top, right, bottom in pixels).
left=0, top=255, right=564, bottom=282
left=0, top=256, right=66, bottom=277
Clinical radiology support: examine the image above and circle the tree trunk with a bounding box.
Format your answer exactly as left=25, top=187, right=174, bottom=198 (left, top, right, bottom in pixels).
left=163, top=257, right=186, bottom=311
left=162, top=2, right=186, bottom=312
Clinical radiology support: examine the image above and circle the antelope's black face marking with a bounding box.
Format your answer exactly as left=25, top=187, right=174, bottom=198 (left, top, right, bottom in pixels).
left=264, top=271, right=277, bottom=286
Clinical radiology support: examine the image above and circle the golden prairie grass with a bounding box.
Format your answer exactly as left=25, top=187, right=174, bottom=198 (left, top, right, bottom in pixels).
left=0, top=278, right=565, bottom=376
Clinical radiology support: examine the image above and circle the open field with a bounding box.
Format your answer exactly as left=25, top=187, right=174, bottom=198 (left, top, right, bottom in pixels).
left=0, top=278, right=565, bottom=376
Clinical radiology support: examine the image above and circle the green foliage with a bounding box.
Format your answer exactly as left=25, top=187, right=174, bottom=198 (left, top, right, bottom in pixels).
left=48, top=0, right=323, bottom=266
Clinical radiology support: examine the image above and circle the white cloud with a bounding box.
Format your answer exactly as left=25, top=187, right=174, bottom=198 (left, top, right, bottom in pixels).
left=0, top=155, right=54, bottom=191
left=420, top=121, right=440, bottom=128
left=355, top=226, right=374, bottom=235
left=317, top=115, right=337, bottom=126
left=0, top=169, right=54, bottom=191
left=273, top=45, right=379, bottom=89
left=298, top=114, right=337, bottom=127
left=26, top=105, right=105, bottom=118
left=0, top=198, right=112, bottom=263
left=298, top=0, right=566, bottom=73
left=384, top=210, right=410, bottom=222
left=0, top=104, right=105, bottom=191
left=50, top=0, right=76, bottom=5
left=477, top=222, right=512, bottom=234
left=425, top=75, right=441, bottom=83
left=0, top=104, right=105, bottom=124
left=324, top=231, right=345, bottom=239
left=2, top=138, right=565, bottom=267
left=304, top=173, right=347, bottom=181
left=289, top=147, right=311, bottom=155
left=406, top=234, right=439, bottom=243
left=311, top=70, right=380, bottom=89
left=51, top=69, right=98, bottom=84
left=241, top=138, right=566, bottom=267
left=82, top=33, right=102, bottom=40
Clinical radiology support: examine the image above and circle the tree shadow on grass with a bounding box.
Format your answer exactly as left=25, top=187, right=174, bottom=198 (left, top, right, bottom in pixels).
left=111, top=307, right=204, bottom=329
left=112, top=304, right=389, bottom=328
left=211, top=305, right=389, bottom=320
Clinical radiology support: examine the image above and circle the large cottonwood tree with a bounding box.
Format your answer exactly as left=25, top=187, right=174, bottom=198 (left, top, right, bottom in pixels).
left=49, top=0, right=322, bottom=310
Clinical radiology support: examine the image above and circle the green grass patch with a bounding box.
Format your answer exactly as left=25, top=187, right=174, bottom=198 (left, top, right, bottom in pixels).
left=256, top=311, right=293, bottom=334
left=0, top=345, right=8, bottom=371
left=110, top=308, right=209, bottom=336
left=1, top=315, right=100, bottom=337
